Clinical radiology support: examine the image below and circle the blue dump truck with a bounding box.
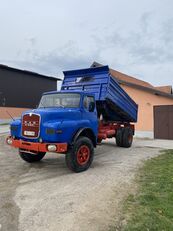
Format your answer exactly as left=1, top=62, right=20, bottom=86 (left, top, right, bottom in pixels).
left=7, top=66, right=138, bottom=172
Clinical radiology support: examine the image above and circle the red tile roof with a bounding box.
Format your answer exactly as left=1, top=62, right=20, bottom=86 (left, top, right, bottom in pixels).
left=155, top=86, right=172, bottom=94
left=110, top=69, right=154, bottom=89
left=91, top=61, right=172, bottom=95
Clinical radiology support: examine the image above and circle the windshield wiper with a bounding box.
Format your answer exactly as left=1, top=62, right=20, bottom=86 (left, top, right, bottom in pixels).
left=58, top=103, right=65, bottom=108
left=39, top=101, right=45, bottom=109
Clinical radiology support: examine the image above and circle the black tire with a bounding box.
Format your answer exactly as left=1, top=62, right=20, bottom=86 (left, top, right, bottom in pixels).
left=65, top=136, right=94, bottom=173
left=19, top=150, right=46, bottom=163
left=116, top=127, right=124, bottom=147
left=122, top=127, right=133, bottom=148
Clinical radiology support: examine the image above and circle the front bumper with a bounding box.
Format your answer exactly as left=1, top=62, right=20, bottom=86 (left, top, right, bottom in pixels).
left=6, top=136, right=67, bottom=153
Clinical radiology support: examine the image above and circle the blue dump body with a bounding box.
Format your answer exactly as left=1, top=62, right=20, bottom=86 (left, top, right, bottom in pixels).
left=61, top=66, right=138, bottom=122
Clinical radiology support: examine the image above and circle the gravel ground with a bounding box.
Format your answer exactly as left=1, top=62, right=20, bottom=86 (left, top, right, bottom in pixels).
left=0, top=135, right=166, bottom=231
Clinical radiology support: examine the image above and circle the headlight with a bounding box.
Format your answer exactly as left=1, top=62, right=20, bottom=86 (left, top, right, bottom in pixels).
left=47, top=145, right=57, bottom=152
left=6, top=137, right=13, bottom=145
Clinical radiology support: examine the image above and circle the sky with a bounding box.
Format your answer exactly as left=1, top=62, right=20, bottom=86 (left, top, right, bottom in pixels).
left=0, top=0, right=173, bottom=86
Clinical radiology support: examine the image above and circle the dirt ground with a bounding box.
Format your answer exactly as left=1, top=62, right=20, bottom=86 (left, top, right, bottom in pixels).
left=0, top=135, right=165, bottom=231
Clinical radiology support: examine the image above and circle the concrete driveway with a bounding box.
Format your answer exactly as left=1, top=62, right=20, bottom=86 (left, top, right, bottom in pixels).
left=0, top=135, right=172, bottom=231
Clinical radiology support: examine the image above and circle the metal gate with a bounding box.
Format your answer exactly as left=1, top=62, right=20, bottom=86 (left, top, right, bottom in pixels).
left=154, top=105, right=173, bottom=139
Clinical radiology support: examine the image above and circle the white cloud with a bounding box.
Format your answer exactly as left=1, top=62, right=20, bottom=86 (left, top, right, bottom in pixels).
left=0, top=0, right=173, bottom=86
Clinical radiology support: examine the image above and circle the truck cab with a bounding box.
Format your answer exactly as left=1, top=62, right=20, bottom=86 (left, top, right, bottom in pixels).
left=7, top=91, right=98, bottom=172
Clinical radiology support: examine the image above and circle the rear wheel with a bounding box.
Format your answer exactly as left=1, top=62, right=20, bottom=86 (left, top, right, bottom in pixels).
left=122, top=127, right=133, bottom=148
left=19, top=150, right=46, bottom=163
left=116, top=127, right=124, bottom=147
left=65, top=136, right=94, bottom=173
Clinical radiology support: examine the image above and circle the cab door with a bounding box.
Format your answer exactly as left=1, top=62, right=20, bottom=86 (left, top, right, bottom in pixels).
left=82, top=95, right=98, bottom=136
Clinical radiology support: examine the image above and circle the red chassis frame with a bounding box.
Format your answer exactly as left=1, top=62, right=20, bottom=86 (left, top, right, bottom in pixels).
left=97, top=121, right=134, bottom=143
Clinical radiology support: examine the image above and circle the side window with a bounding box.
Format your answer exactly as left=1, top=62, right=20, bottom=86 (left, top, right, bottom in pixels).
left=83, top=96, right=95, bottom=111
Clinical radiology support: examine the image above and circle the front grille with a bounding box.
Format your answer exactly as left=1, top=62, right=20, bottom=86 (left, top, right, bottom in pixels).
left=22, top=113, right=40, bottom=138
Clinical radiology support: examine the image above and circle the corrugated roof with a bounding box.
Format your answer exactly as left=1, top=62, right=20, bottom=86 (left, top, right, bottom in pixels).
left=0, top=64, right=60, bottom=81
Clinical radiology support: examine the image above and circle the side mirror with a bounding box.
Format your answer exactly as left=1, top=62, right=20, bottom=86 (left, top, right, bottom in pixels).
left=89, top=102, right=95, bottom=112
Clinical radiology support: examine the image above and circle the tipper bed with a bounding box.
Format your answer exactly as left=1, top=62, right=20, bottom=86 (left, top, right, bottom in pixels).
left=61, top=66, right=138, bottom=122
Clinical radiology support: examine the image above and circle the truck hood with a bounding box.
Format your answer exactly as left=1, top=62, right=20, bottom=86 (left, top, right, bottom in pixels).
left=22, top=108, right=81, bottom=122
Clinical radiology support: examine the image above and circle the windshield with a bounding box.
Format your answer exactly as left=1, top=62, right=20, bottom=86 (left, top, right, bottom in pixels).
left=38, top=93, right=81, bottom=108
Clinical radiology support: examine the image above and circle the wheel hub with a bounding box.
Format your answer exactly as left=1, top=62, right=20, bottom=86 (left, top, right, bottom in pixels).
left=77, top=145, right=90, bottom=165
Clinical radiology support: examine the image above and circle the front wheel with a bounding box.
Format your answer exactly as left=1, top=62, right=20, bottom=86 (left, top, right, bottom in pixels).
left=65, top=136, right=94, bottom=173
left=19, top=150, right=46, bottom=163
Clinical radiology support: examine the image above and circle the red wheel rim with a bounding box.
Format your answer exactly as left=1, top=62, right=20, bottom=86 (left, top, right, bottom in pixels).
left=77, top=145, right=90, bottom=165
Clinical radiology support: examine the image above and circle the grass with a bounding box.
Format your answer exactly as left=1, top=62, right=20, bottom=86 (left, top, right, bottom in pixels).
left=0, top=123, right=10, bottom=126
left=120, top=150, right=173, bottom=231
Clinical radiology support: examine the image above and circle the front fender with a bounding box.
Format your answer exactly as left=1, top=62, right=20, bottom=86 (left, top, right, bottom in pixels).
left=72, top=127, right=97, bottom=147
left=60, top=120, right=86, bottom=143
left=60, top=120, right=96, bottom=144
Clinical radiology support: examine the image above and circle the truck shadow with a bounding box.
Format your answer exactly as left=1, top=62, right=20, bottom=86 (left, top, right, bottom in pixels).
left=18, top=155, right=71, bottom=185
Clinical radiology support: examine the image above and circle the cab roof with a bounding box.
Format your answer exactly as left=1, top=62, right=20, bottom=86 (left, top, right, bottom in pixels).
left=42, top=90, right=94, bottom=96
